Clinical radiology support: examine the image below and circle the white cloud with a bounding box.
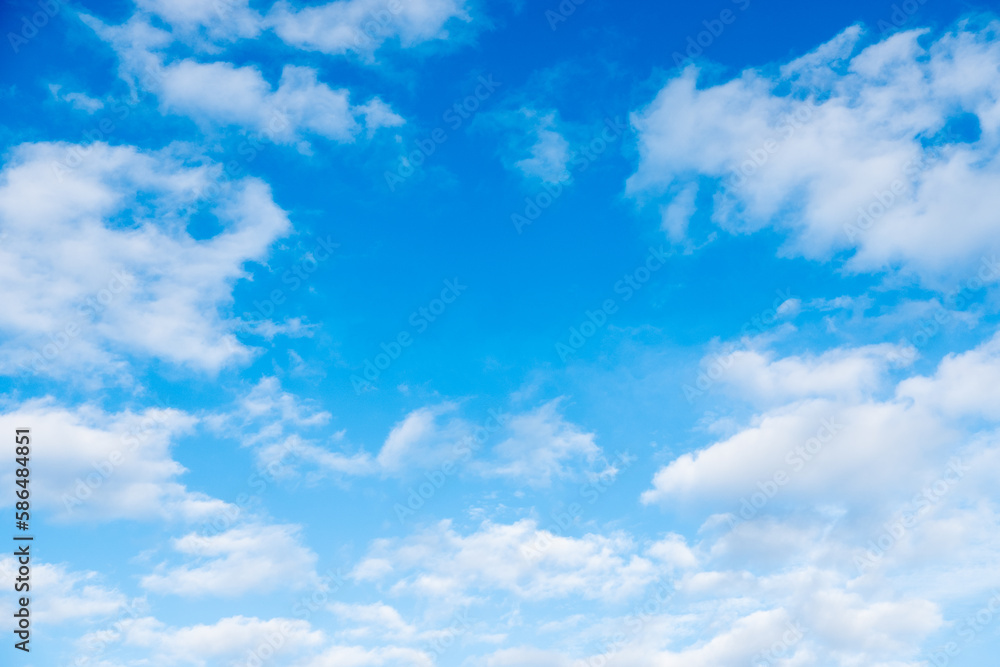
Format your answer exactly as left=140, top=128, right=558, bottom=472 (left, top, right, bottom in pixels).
left=511, top=109, right=571, bottom=183
left=214, top=392, right=618, bottom=485
left=659, top=182, right=698, bottom=244
left=487, top=399, right=605, bottom=486
left=216, top=385, right=614, bottom=485
left=476, top=646, right=575, bottom=667
left=375, top=402, right=473, bottom=474
left=327, top=601, right=476, bottom=651
left=897, top=329, right=1000, bottom=419
left=647, top=533, right=699, bottom=571
left=713, top=342, right=902, bottom=405
left=0, top=557, right=131, bottom=624
left=0, top=398, right=227, bottom=522
left=226, top=395, right=616, bottom=484
left=48, top=84, right=105, bottom=112
left=643, top=359, right=954, bottom=506
left=352, top=519, right=657, bottom=602
left=85, top=14, right=404, bottom=145
left=266, top=0, right=472, bottom=57
left=157, top=60, right=403, bottom=142
left=486, top=108, right=573, bottom=184
left=646, top=331, right=1000, bottom=510
left=807, top=588, right=941, bottom=655
left=244, top=315, right=318, bottom=340
left=91, top=0, right=473, bottom=62
left=606, top=608, right=809, bottom=667
left=473, top=566, right=946, bottom=666
left=86, top=614, right=323, bottom=666
left=627, top=21, right=1000, bottom=282
left=97, top=0, right=471, bottom=57
left=135, top=0, right=263, bottom=42
left=329, top=602, right=419, bottom=641
left=206, top=377, right=375, bottom=478
left=0, top=141, right=290, bottom=377
left=630, top=331, right=1000, bottom=664
left=301, top=644, right=434, bottom=667
left=237, top=376, right=332, bottom=429
left=356, top=97, right=408, bottom=137
left=141, top=523, right=321, bottom=596
left=208, top=376, right=375, bottom=480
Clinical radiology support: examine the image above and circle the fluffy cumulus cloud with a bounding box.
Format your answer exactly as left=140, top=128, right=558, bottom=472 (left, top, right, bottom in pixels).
left=15, top=8, right=1000, bottom=667
left=301, top=644, right=435, bottom=667
left=141, top=523, right=321, bottom=596
left=476, top=646, right=576, bottom=667
left=119, top=0, right=473, bottom=56
left=48, top=84, right=105, bottom=113
left=375, top=402, right=475, bottom=474
left=706, top=342, right=904, bottom=405
left=207, top=376, right=375, bottom=480
left=326, top=600, right=478, bottom=655
left=627, top=21, right=1000, bottom=282
left=84, top=614, right=324, bottom=666
left=0, top=398, right=228, bottom=521
left=210, top=385, right=616, bottom=488
left=610, top=330, right=1000, bottom=665
left=641, top=332, right=984, bottom=507
left=487, top=399, right=606, bottom=486
left=84, top=14, right=404, bottom=146
left=573, top=556, right=948, bottom=666
left=266, top=0, right=472, bottom=57
left=493, top=108, right=572, bottom=183
left=0, top=141, right=290, bottom=377
left=212, top=383, right=479, bottom=480
left=134, top=0, right=263, bottom=43
left=155, top=60, right=403, bottom=142
left=897, top=331, right=1000, bottom=419
left=328, top=602, right=421, bottom=641
left=344, top=500, right=957, bottom=665
left=578, top=599, right=937, bottom=667
left=371, top=398, right=611, bottom=484
left=464, top=563, right=946, bottom=666
left=0, top=557, right=131, bottom=624
left=353, top=519, right=658, bottom=602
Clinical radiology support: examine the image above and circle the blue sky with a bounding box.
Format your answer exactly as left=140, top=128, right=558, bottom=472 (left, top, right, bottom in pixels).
left=2, top=0, right=1000, bottom=665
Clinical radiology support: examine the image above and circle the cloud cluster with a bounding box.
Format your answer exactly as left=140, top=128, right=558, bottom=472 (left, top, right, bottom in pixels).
left=141, top=523, right=322, bottom=596
left=267, top=0, right=472, bottom=57
left=0, top=141, right=290, bottom=377
left=0, top=557, right=130, bottom=624
left=643, top=332, right=1000, bottom=508
left=353, top=519, right=659, bottom=603
left=213, top=379, right=614, bottom=488
left=628, top=21, right=1000, bottom=282
left=384, top=331, right=1000, bottom=666
left=131, top=0, right=472, bottom=56
left=487, top=399, right=605, bottom=486
left=14, top=8, right=1000, bottom=667
left=85, top=14, right=405, bottom=146
left=0, top=398, right=223, bottom=521
left=85, top=614, right=324, bottom=665
left=495, top=108, right=572, bottom=183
